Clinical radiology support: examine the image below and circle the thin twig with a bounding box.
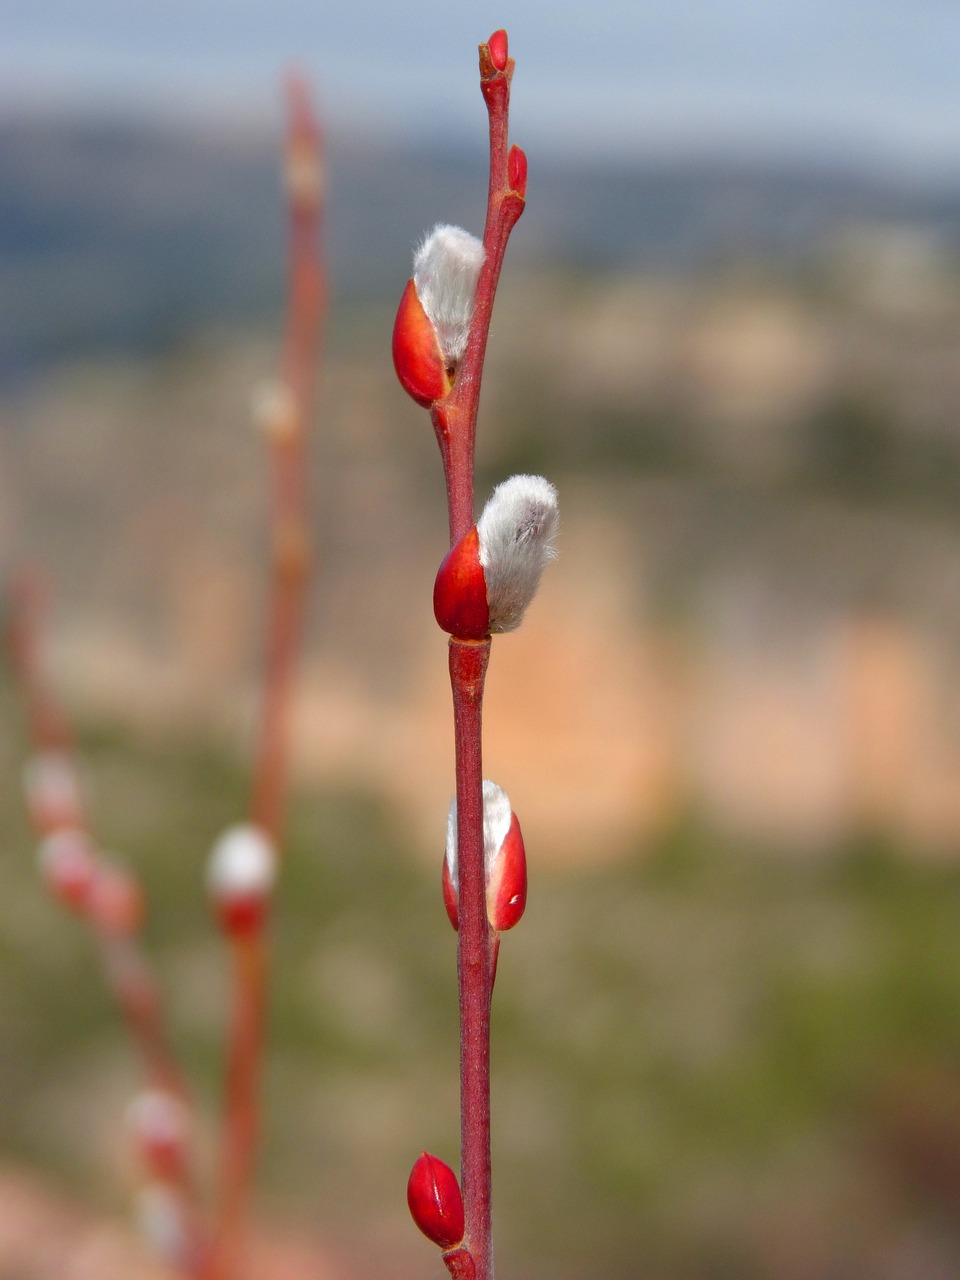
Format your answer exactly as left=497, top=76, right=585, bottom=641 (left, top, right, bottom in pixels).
left=207, top=75, right=325, bottom=1280
left=6, top=569, right=208, bottom=1274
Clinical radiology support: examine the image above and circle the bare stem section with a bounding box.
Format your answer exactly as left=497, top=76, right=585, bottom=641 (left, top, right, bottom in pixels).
left=449, top=638, right=494, bottom=1275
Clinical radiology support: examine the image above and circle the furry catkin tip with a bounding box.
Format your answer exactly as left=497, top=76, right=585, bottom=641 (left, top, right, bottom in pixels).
left=477, top=474, right=559, bottom=632
left=413, top=224, right=485, bottom=366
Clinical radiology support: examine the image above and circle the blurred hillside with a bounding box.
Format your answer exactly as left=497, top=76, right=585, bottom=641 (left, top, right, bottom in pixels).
left=3, top=116, right=960, bottom=856
left=4, top=115, right=960, bottom=373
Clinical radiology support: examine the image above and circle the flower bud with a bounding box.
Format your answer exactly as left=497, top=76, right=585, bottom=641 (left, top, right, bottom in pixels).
left=37, top=828, right=97, bottom=912
left=433, top=526, right=490, bottom=640
left=23, top=751, right=82, bottom=832
left=434, top=475, right=559, bottom=638
left=393, top=278, right=451, bottom=407
left=407, top=1151, right=465, bottom=1249
left=488, top=29, right=509, bottom=72
left=485, top=810, right=527, bottom=931
left=127, top=1088, right=190, bottom=1182
left=444, top=780, right=527, bottom=932
left=87, top=860, right=145, bottom=935
left=478, top=474, right=558, bottom=633
left=206, top=823, right=276, bottom=936
left=412, top=224, right=485, bottom=369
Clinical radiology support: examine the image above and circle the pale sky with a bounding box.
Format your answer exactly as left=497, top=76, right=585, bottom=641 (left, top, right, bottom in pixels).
left=1, top=0, right=958, bottom=176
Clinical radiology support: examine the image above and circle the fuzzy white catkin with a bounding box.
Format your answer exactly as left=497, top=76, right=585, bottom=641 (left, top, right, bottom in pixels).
left=413, top=223, right=485, bottom=365
left=477, top=474, right=559, bottom=632
left=206, top=824, right=276, bottom=902
left=445, top=779, right=513, bottom=893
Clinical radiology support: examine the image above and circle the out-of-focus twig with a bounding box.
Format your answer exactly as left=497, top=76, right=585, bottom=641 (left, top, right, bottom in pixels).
left=6, top=568, right=208, bottom=1275
left=207, top=74, right=325, bottom=1280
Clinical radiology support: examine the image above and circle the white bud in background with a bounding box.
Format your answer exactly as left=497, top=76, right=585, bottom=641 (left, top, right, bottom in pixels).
left=413, top=224, right=485, bottom=366
left=477, top=474, right=559, bottom=632
left=23, top=750, right=81, bottom=826
left=37, top=827, right=97, bottom=910
left=127, top=1088, right=189, bottom=1153
left=445, top=780, right=513, bottom=894
left=206, top=824, right=276, bottom=904
left=135, top=1183, right=188, bottom=1267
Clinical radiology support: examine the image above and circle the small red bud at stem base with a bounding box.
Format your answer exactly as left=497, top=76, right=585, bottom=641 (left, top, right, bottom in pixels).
left=434, top=527, right=490, bottom=640
left=407, top=1152, right=465, bottom=1249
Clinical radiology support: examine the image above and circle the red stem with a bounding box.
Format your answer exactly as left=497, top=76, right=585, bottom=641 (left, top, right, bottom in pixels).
left=448, top=638, right=494, bottom=1278
left=431, top=37, right=525, bottom=1280
left=208, top=75, right=324, bottom=1280
left=431, top=47, right=524, bottom=548
left=209, top=934, right=268, bottom=1280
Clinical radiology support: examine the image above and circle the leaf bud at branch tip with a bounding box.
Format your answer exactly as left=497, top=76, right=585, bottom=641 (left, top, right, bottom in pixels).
left=445, top=780, right=527, bottom=931
left=478, top=474, right=559, bottom=633
left=407, top=1151, right=465, bottom=1249
left=206, top=823, right=276, bottom=937
left=488, top=29, right=509, bottom=72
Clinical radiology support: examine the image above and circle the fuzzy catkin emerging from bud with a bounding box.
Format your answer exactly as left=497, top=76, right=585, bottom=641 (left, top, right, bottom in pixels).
left=445, top=779, right=513, bottom=895
left=206, top=824, right=276, bottom=934
left=413, top=224, right=485, bottom=366
left=477, top=474, right=559, bottom=632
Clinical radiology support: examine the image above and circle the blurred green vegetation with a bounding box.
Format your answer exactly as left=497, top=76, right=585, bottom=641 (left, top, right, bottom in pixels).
left=4, top=677, right=960, bottom=1278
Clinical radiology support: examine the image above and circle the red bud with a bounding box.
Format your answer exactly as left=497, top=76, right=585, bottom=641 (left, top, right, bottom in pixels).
left=392, top=278, right=451, bottom=407
left=488, top=29, right=508, bottom=72
left=38, top=829, right=97, bottom=912
left=215, top=896, right=270, bottom=937
left=441, top=856, right=459, bottom=930
left=508, top=145, right=528, bottom=198
left=206, top=825, right=275, bottom=938
left=407, top=1152, right=465, bottom=1249
left=433, top=526, right=490, bottom=639
left=486, top=812, right=526, bottom=931
left=128, top=1090, right=190, bottom=1183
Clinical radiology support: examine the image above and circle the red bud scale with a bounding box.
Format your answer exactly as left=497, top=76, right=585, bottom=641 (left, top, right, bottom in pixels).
left=407, top=1151, right=465, bottom=1249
